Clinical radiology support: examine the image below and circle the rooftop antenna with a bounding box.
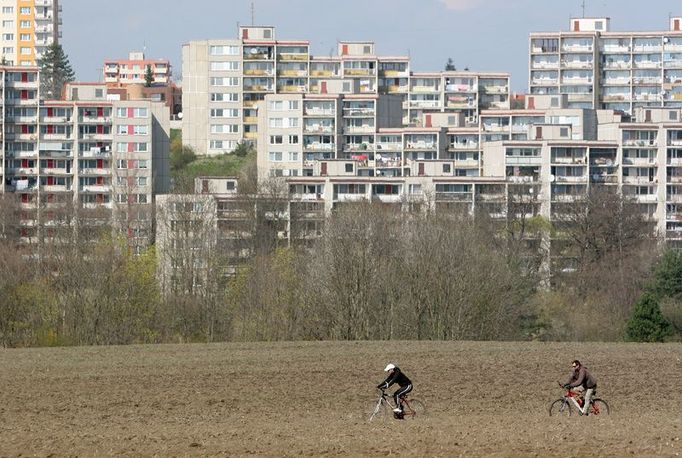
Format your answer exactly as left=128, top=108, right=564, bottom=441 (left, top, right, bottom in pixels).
left=581, top=0, right=586, bottom=18
left=251, top=1, right=255, bottom=26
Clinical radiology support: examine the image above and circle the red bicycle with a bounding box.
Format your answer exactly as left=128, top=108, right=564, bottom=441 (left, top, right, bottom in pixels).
left=549, top=382, right=610, bottom=417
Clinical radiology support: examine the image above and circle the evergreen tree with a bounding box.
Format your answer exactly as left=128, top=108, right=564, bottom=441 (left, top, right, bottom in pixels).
left=648, top=249, right=682, bottom=300
left=444, top=57, right=457, bottom=71
left=144, top=65, right=154, bottom=87
left=37, top=43, right=75, bottom=100
left=626, top=292, right=672, bottom=342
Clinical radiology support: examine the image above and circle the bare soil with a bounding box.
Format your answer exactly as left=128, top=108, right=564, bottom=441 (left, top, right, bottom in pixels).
left=0, top=341, right=680, bottom=457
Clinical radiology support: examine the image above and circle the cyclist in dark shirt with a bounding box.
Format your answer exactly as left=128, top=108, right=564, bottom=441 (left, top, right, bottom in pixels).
left=376, top=363, right=413, bottom=417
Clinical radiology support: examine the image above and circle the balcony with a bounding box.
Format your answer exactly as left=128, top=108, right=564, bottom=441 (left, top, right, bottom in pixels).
left=79, top=168, right=110, bottom=176
left=303, top=143, right=334, bottom=151
left=243, top=53, right=272, bottom=61
left=603, top=61, right=630, bottom=70
left=277, top=69, right=307, bottom=77
left=435, top=192, right=472, bottom=202
left=343, top=108, right=374, bottom=117
left=41, top=185, right=72, bottom=192
left=379, top=85, right=407, bottom=93
left=409, top=100, right=441, bottom=109
left=531, top=61, right=560, bottom=70
left=622, top=157, right=655, bottom=165
left=276, top=85, right=307, bottom=93
left=40, top=167, right=71, bottom=175
left=480, top=86, right=508, bottom=94
left=243, top=85, right=273, bottom=92
left=5, top=98, right=38, bottom=106
left=79, top=149, right=111, bottom=159
left=667, top=194, right=682, bottom=203
left=80, top=133, right=113, bottom=141
left=372, top=194, right=402, bottom=203
left=622, top=176, right=656, bottom=184
left=277, top=53, right=308, bottom=61
left=309, top=70, right=336, bottom=77
left=623, top=139, right=657, bottom=147
left=551, top=157, right=585, bottom=164
left=634, top=61, right=661, bottom=69
left=243, top=69, right=273, bottom=76
left=449, top=142, right=479, bottom=150
left=79, top=115, right=111, bottom=124
left=343, top=126, right=374, bottom=134
left=304, top=125, right=334, bottom=134
left=80, top=185, right=111, bottom=193
left=554, top=175, right=587, bottom=183
left=344, top=68, right=374, bottom=76
left=335, top=193, right=368, bottom=202
left=41, top=133, right=72, bottom=141
left=561, top=60, right=593, bottom=69
left=405, top=142, right=436, bottom=150
left=411, top=85, right=439, bottom=93
left=304, top=108, right=335, bottom=116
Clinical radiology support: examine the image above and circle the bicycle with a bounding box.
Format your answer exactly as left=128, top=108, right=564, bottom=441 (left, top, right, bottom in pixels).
left=367, top=388, right=426, bottom=422
left=548, top=382, right=610, bottom=417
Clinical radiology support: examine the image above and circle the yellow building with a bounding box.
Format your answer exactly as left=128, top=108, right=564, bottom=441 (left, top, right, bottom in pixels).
left=0, top=0, right=61, bottom=66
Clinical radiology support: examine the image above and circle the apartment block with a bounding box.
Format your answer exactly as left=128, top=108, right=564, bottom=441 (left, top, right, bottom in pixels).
left=103, top=52, right=171, bottom=86
left=182, top=25, right=510, bottom=156
left=0, top=0, right=61, bottom=66
left=529, top=16, right=682, bottom=114
left=1, top=73, right=170, bottom=251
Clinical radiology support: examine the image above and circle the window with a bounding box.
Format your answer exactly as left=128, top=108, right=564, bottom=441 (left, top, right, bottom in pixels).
left=269, top=151, right=283, bottom=161
left=116, top=160, right=127, bottom=169
left=289, top=135, right=299, bottom=144
left=363, top=45, right=371, bottom=54
left=343, top=82, right=351, bottom=92
left=210, top=77, right=239, bottom=86
left=210, top=61, right=239, bottom=71
left=19, top=20, right=30, bottom=28
left=211, top=92, right=239, bottom=102
left=116, top=107, right=127, bottom=118
left=270, top=135, right=283, bottom=144
left=136, top=177, right=148, bottom=186
left=345, top=163, right=353, bottom=173
left=20, top=7, right=30, bottom=14
left=263, top=29, right=272, bottom=39
left=2, top=33, right=13, bottom=40
left=20, top=33, right=30, bottom=41
left=95, top=89, right=103, bottom=98
left=2, top=7, right=13, bottom=13
left=288, top=152, right=299, bottom=161
left=560, top=127, right=569, bottom=137
left=210, top=124, right=238, bottom=133
left=443, top=164, right=451, bottom=173
left=595, top=21, right=604, bottom=30
left=210, top=108, right=239, bottom=118
left=20, top=47, right=30, bottom=55
left=670, top=111, right=679, bottom=121
left=269, top=118, right=283, bottom=128
left=550, top=97, right=559, bottom=107
left=2, top=20, right=13, bottom=28
left=209, top=45, right=239, bottom=56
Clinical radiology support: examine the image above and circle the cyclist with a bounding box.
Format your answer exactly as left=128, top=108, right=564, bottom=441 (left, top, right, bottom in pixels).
left=563, top=359, right=597, bottom=416
left=376, top=363, right=412, bottom=418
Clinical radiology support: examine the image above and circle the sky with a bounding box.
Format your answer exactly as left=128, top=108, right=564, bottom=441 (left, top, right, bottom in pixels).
left=63, top=0, right=682, bottom=92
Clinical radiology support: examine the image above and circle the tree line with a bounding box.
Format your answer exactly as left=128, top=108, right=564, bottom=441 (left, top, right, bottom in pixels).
left=0, top=185, right=680, bottom=347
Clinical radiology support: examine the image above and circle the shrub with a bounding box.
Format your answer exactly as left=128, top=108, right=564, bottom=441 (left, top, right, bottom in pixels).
left=626, top=292, right=673, bottom=342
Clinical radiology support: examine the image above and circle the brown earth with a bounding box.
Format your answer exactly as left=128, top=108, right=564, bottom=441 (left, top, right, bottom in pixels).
left=0, top=341, right=680, bottom=457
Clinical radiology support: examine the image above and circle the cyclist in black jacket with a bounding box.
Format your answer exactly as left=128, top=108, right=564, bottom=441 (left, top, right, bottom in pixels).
left=376, top=363, right=412, bottom=416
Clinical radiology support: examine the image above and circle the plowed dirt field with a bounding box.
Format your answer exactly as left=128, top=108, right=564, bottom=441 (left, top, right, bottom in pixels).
left=1, top=341, right=680, bottom=457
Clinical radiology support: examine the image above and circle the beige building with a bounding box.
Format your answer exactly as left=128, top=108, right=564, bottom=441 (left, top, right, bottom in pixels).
left=529, top=16, right=682, bottom=114
left=1, top=74, right=170, bottom=252
left=0, top=0, right=61, bottom=66
left=182, top=25, right=510, bottom=156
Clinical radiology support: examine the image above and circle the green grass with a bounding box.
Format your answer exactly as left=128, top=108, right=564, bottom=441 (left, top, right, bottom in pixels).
left=182, top=153, right=252, bottom=177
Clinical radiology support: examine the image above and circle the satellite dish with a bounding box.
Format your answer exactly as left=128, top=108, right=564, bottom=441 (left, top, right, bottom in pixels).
left=549, top=174, right=555, bottom=182
left=178, top=112, right=183, bottom=119
left=605, top=158, right=612, bottom=166
left=250, top=48, right=258, bottom=54
left=664, top=37, right=670, bottom=44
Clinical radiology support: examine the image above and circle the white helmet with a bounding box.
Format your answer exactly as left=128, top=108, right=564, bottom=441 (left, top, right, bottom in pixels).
left=384, top=363, right=396, bottom=372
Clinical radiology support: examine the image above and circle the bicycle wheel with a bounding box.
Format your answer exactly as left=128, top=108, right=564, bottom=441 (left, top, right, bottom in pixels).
left=549, top=399, right=572, bottom=417
left=366, top=399, right=389, bottom=422
left=589, top=398, right=609, bottom=416
left=404, top=399, right=426, bottom=419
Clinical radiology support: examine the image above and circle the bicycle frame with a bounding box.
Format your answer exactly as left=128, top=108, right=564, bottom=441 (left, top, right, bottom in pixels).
left=368, top=390, right=417, bottom=421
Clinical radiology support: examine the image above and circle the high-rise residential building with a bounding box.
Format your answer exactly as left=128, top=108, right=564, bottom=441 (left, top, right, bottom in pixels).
left=529, top=16, right=682, bottom=114
left=0, top=0, right=61, bottom=66
left=182, top=25, right=510, bottom=156
left=1, top=72, right=170, bottom=252
left=103, top=52, right=171, bottom=86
